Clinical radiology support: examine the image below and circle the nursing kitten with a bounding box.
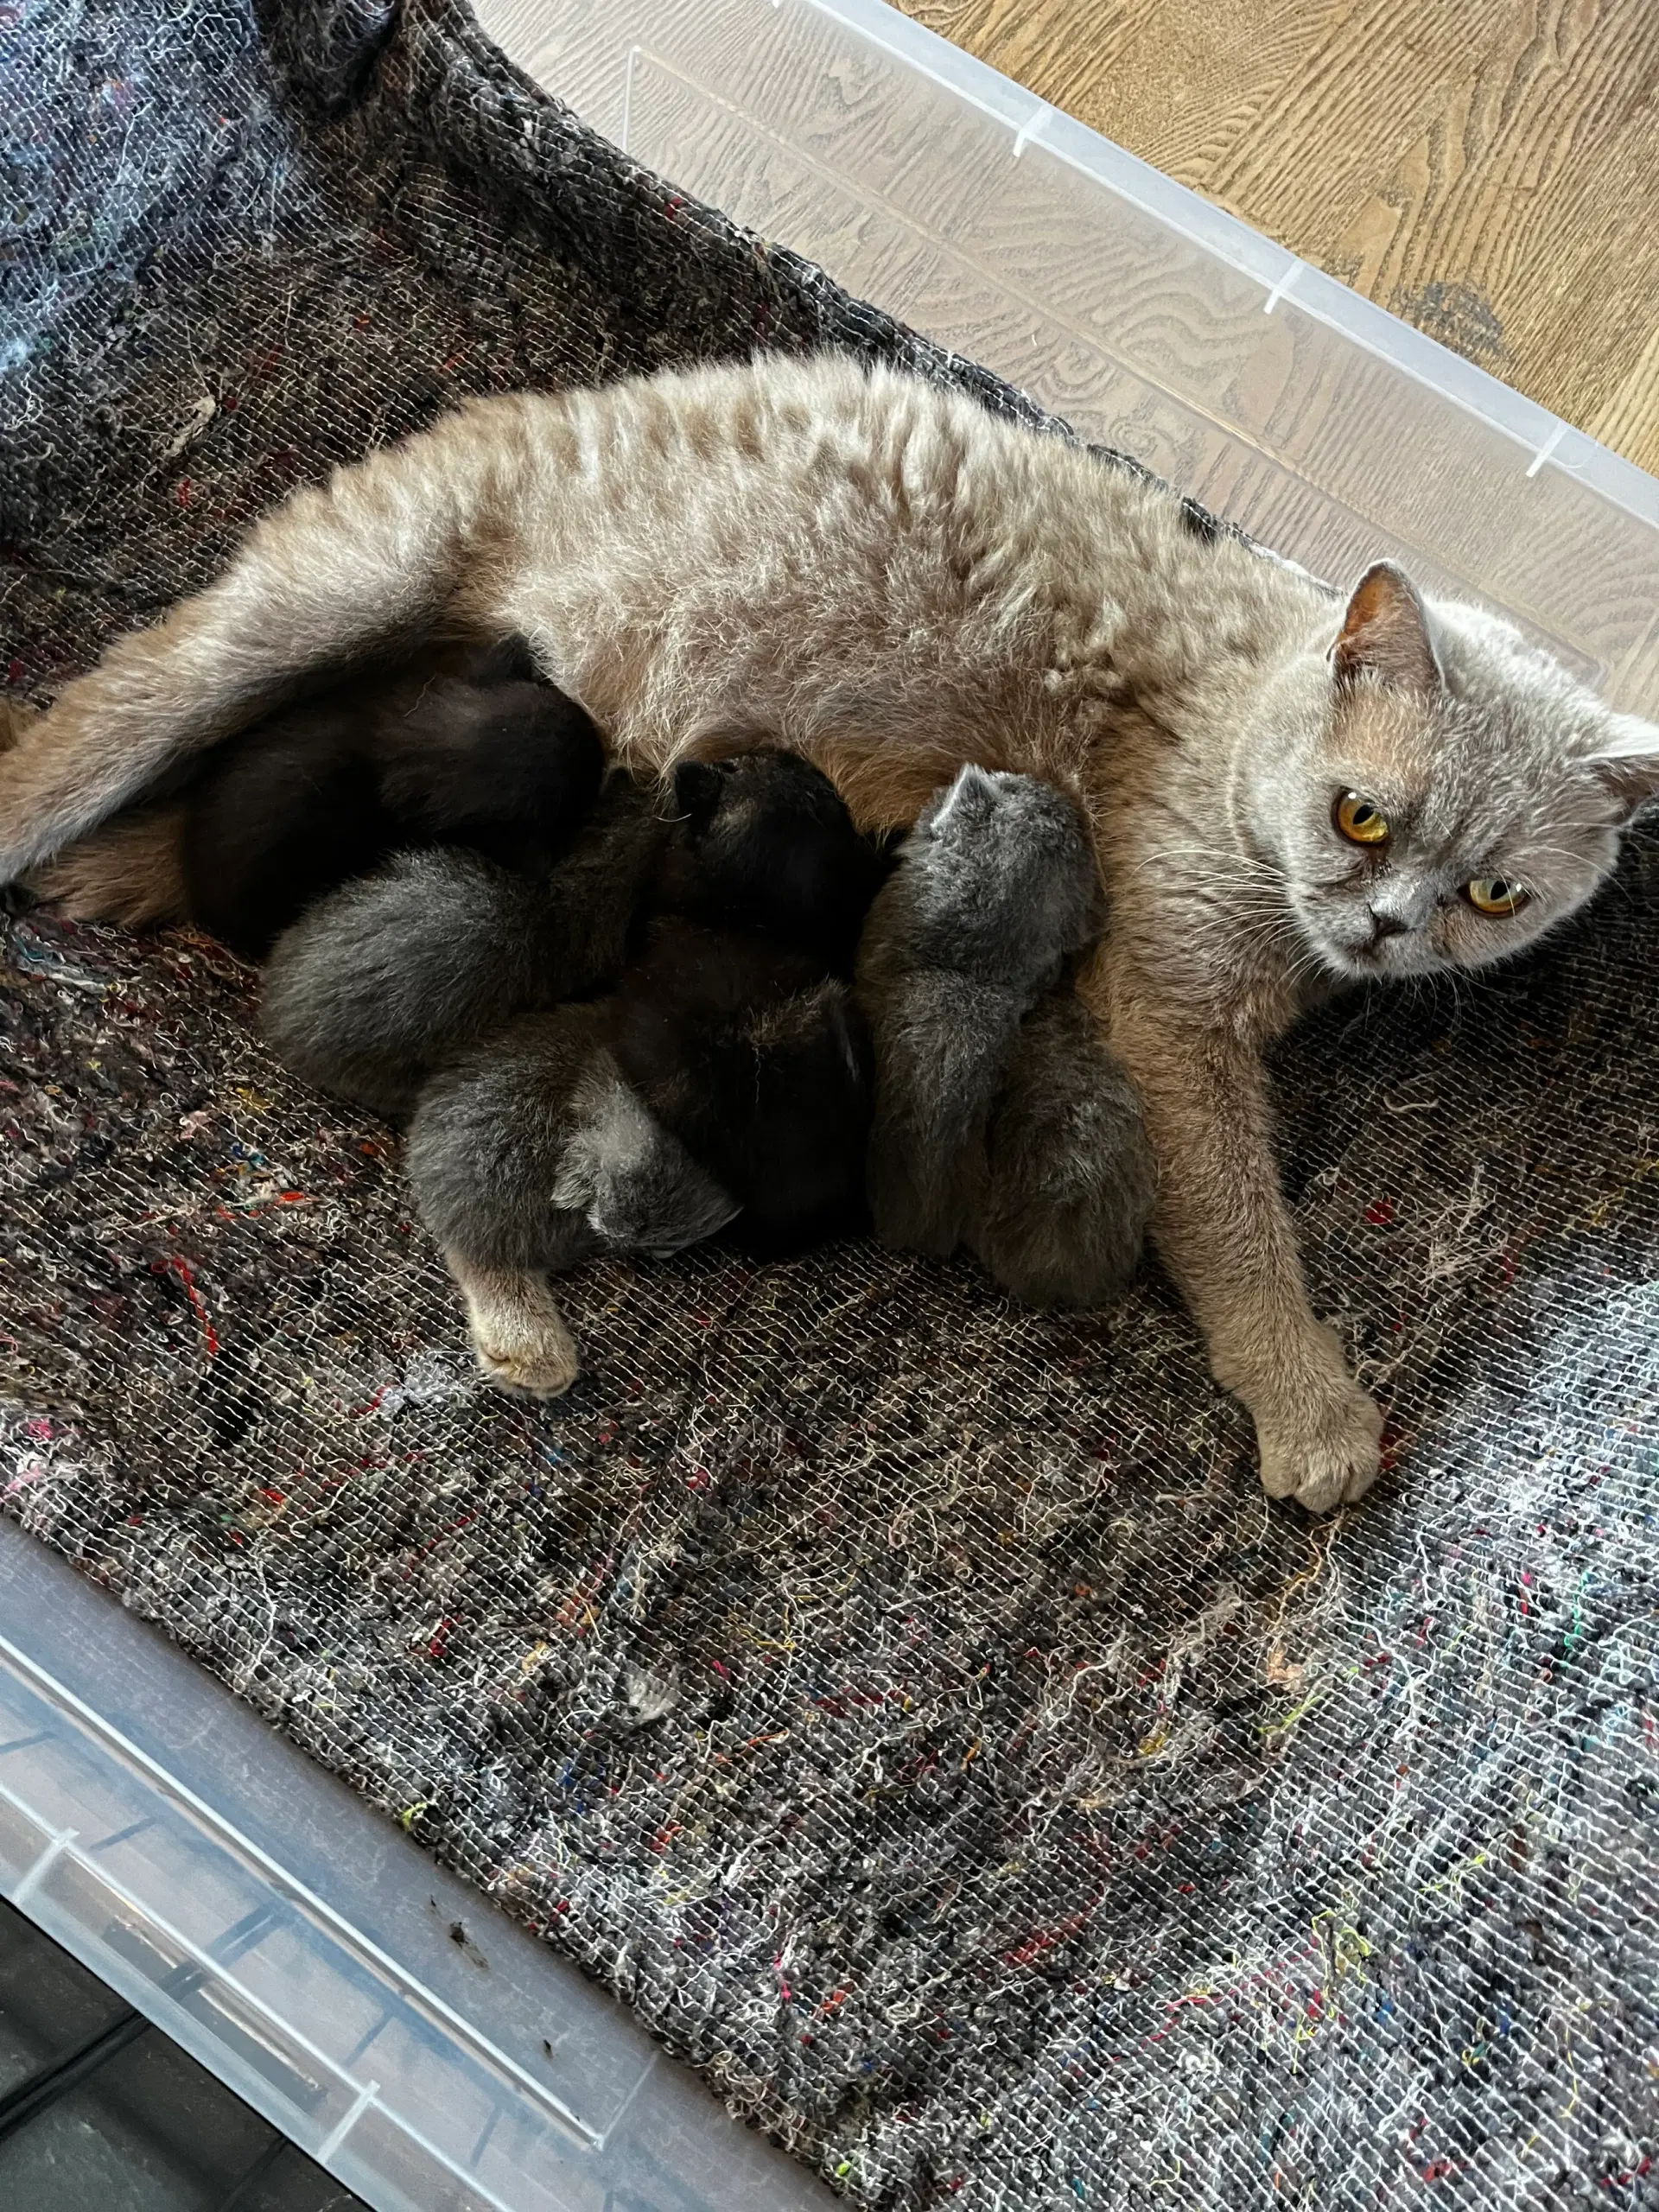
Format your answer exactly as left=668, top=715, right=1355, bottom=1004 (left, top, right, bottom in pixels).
left=972, top=986, right=1155, bottom=1311
left=181, top=635, right=605, bottom=962
left=267, top=749, right=880, bottom=1388
left=406, top=1007, right=739, bottom=1397
left=856, top=765, right=1102, bottom=1255
left=859, top=763, right=1154, bottom=1306
left=412, top=953, right=870, bottom=1395
left=9, top=355, right=1658, bottom=1509
left=609, top=920, right=872, bottom=1255
left=263, top=772, right=664, bottom=1116
left=658, top=753, right=887, bottom=975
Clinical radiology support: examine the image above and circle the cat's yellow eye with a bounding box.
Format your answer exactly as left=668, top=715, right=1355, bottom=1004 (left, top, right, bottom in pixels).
left=1335, top=791, right=1389, bottom=847
left=1465, top=877, right=1529, bottom=918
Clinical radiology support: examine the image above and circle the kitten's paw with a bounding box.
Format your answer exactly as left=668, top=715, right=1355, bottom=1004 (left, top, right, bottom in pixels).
left=1252, top=1364, right=1382, bottom=1514
left=452, top=1260, right=581, bottom=1398
left=475, top=1332, right=580, bottom=1398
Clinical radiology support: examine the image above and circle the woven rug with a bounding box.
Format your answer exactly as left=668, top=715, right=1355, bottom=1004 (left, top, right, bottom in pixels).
left=3, top=4, right=1656, bottom=2205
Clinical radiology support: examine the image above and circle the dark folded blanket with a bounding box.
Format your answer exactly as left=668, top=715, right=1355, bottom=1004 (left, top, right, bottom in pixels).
left=3, top=5, right=1655, bottom=2206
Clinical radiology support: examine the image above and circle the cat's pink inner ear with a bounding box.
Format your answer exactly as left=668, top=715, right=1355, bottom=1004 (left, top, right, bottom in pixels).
left=1333, top=562, right=1443, bottom=697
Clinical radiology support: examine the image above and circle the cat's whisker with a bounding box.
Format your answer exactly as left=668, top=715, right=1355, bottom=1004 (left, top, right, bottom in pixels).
left=1154, top=868, right=1295, bottom=910
left=1116, top=843, right=1291, bottom=890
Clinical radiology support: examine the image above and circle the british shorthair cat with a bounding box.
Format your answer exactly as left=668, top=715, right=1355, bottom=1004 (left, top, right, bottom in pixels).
left=9, top=355, right=1656, bottom=1508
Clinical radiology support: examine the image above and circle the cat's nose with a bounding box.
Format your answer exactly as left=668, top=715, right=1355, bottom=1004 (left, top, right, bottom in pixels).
left=1368, top=908, right=1411, bottom=944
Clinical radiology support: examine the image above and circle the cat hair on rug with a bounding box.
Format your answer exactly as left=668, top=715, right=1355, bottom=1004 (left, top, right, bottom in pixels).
left=858, top=764, right=1154, bottom=1306
left=178, top=634, right=605, bottom=963
left=10, top=354, right=1659, bottom=1506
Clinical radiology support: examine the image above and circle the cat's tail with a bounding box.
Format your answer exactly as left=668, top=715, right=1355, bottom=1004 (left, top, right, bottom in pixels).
left=0, top=395, right=550, bottom=887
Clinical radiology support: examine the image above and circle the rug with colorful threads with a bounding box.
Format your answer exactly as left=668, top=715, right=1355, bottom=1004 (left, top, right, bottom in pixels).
left=2, top=3, right=1656, bottom=2206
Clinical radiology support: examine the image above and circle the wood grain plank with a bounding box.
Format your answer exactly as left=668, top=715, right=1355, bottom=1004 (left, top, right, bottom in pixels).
left=893, top=0, right=1659, bottom=475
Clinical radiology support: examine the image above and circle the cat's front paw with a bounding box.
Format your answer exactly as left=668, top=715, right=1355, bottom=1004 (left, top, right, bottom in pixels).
left=1251, top=1358, right=1382, bottom=1514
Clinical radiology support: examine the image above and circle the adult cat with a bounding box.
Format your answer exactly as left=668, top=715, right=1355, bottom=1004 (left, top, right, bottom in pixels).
left=3, top=354, right=1656, bottom=1512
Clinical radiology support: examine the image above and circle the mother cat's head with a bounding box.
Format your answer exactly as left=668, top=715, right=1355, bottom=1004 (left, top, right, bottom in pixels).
left=1247, top=562, right=1659, bottom=982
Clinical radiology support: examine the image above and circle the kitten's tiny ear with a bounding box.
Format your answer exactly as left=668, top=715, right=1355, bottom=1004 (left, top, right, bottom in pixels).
left=1590, top=712, right=1659, bottom=823
left=1332, top=563, right=1444, bottom=697
left=671, top=760, right=725, bottom=817
left=467, top=633, right=541, bottom=685
left=931, top=763, right=1000, bottom=830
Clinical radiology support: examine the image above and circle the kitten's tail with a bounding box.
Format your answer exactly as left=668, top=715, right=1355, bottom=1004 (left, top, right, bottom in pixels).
left=0, top=395, right=550, bottom=887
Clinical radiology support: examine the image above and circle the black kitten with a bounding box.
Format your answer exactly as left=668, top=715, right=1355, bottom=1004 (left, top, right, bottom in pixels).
left=659, top=753, right=888, bottom=976
left=609, top=918, right=873, bottom=1255
left=181, top=635, right=606, bottom=961
left=608, top=753, right=884, bottom=1252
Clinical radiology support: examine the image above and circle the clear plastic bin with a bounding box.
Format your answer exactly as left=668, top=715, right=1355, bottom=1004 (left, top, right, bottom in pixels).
left=481, top=0, right=1659, bottom=713
left=5, top=4, right=1657, bottom=2210
left=0, top=1519, right=834, bottom=2210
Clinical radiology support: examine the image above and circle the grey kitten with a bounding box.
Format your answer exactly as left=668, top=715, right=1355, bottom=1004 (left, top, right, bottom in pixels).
left=858, top=762, right=1152, bottom=1306
left=971, top=984, right=1156, bottom=1309
left=406, top=1005, right=738, bottom=1277
left=262, top=771, right=663, bottom=1116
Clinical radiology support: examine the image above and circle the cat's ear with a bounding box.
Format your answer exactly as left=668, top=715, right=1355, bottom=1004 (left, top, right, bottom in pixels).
left=1590, top=712, right=1659, bottom=823
left=1332, top=563, right=1444, bottom=697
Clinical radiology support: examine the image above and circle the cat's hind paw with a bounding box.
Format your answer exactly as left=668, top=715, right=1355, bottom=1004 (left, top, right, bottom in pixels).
left=27, top=810, right=189, bottom=928
left=1252, top=1365, right=1383, bottom=1515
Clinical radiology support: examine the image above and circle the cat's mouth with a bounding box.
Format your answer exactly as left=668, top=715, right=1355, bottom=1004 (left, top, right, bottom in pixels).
left=1318, top=925, right=1437, bottom=981
left=1294, top=894, right=1437, bottom=981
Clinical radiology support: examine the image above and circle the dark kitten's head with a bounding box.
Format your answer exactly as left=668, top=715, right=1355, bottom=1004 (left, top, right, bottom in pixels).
left=378, top=635, right=606, bottom=867
left=1249, top=563, right=1659, bottom=982
left=662, top=751, right=886, bottom=968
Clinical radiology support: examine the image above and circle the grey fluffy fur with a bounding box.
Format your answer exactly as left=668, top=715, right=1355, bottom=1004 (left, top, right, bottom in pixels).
left=971, top=984, right=1156, bottom=1306
left=261, top=772, right=664, bottom=1116
left=406, top=1004, right=737, bottom=1274
left=859, top=765, right=1152, bottom=1303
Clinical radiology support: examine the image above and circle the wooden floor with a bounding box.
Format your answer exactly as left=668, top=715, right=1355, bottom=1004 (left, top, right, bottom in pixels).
left=893, top=0, right=1659, bottom=479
